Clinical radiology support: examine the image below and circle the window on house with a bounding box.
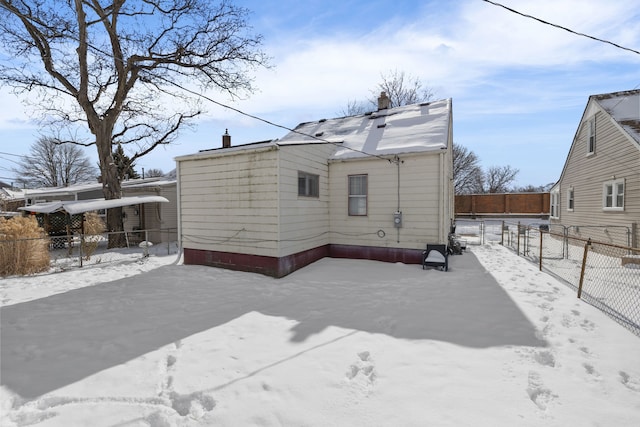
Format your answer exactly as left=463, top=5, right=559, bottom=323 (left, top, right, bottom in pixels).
left=603, top=178, right=624, bottom=210
left=567, top=188, right=574, bottom=211
left=298, top=172, right=319, bottom=198
left=348, top=174, right=367, bottom=216
left=550, top=191, right=559, bottom=219
left=587, top=118, right=596, bottom=155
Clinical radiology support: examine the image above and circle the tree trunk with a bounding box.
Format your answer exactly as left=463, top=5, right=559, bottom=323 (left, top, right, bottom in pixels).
left=95, top=124, right=126, bottom=248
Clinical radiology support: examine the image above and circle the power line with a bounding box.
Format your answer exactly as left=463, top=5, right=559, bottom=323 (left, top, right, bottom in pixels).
left=482, top=0, right=640, bottom=56
left=156, top=76, right=396, bottom=163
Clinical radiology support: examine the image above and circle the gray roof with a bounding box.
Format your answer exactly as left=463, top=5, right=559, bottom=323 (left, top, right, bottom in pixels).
left=278, top=98, right=452, bottom=160
left=593, top=89, right=640, bottom=145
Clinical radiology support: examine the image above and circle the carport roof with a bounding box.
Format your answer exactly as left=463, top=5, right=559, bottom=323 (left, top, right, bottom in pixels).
left=19, top=195, right=168, bottom=215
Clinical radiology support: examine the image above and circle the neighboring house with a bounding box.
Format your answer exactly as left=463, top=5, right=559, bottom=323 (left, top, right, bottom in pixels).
left=22, top=177, right=177, bottom=243
left=0, top=184, right=25, bottom=216
left=550, top=89, right=639, bottom=248
left=176, top=95, right=454, bottom=277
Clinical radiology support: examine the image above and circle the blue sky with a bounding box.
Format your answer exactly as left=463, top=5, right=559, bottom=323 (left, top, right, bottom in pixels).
left=1, top=0, right=639, bottom=188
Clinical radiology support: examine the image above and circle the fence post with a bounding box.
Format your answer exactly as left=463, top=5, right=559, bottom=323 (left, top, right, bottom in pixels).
left=539, top=229, right=543, bottom=271
left=79, top=232, right=84, bottom=268
left=577, top=238, right=592, bottom=299
left=144, top=230, right=149, bottom=257
left=501, top=220, right=504, bottom=246
left=517, top=222, right=521, bottom=256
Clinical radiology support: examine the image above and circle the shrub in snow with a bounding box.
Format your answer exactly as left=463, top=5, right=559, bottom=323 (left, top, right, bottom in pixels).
left=81, top=212, right=106, bottom=260
left=0, top=216, right=50, bottom=276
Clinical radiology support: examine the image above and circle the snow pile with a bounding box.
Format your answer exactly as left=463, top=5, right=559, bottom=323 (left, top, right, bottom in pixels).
left=1, top=244, right=639, bottom=426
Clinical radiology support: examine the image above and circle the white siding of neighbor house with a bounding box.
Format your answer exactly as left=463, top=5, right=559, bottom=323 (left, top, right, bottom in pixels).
left=278, top=144, right=334, bottom=257
left=555, top=109, right=640, bottom=246
left=121, top=183, right=177, bottom=243
left=143, top=184, right=177, bottom=243
left=179, top=147, right=281, bottom=257
left=329, top=151, right=448, bottom=249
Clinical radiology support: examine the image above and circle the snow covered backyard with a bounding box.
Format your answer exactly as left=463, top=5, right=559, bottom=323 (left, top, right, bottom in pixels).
left=1, top=244, right=639, bottom=426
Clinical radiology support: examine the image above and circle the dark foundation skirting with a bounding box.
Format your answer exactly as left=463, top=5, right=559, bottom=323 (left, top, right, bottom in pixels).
left=183, top=244, right=422, bottom=278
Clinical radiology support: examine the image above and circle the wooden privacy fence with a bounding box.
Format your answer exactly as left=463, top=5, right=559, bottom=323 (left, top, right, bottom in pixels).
left=456, top=193, right=549, bottom=217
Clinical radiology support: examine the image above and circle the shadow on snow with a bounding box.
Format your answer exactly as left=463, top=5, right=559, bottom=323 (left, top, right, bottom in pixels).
left=1, top=252, right=545, bottom=400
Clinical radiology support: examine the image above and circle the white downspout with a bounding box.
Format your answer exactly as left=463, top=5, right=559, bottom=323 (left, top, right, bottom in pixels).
left=440, top=151, right=445, bottom=244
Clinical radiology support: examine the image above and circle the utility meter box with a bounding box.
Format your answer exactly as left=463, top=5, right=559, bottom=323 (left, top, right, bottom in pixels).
left=393, top=211, right=403, bottom=228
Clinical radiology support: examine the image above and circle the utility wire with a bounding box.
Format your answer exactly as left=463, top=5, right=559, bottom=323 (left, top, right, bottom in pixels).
left=482, top=0, right=640, bottom=56
left=156, top=76, right=397, bottom=163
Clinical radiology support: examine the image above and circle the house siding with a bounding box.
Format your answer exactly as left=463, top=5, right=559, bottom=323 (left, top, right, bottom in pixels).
left=329, top=152, right=446, bottom=250
left=278, top=144, right=333, bottom=257
left=554, top=109, right=640, bottom=246
left=179, top=147, right=280, bottom=257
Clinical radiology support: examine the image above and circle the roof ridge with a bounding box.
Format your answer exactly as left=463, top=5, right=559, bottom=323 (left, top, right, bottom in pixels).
left=592, top=89, right=640, bottom=100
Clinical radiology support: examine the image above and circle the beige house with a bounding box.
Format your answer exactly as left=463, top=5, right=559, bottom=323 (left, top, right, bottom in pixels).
left=176, top=96, right=454, bottom=277
left=550, top=89, right=639, bottom=247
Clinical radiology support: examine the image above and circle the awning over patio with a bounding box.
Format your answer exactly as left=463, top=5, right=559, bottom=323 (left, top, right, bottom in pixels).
left=19, top=195, right=169, bottom=215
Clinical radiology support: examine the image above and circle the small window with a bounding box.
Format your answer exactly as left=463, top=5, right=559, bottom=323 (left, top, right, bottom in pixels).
left=348, top=174, right=367, bottom=216
left=550, top=191, right=559, bottom=219
left=298, top=172, right=319, bottom=198
left=587, top=118, right=596, bottom=155
left=603, top=178, right=624, bottom=210
left=567, top=188, right=574, bottom=211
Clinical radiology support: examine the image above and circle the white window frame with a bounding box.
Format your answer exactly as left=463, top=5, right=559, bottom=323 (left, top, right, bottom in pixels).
left=567, top=188, right=574, bottom=212
left=587, top=118, right=596, bottom=155
left=550, top=190, right=559, bottom=219
left=603, top=178, right=624, bottom=211
left=298, top=171, right=319, bottom=198
left=348, top=174, right=368, bottom=216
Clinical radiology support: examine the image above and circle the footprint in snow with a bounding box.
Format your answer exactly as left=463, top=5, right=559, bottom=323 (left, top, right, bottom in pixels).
left=619, top=371, right=640, bottom=392
left=526, top=371, right=557, bottom=410
left=346, top=351, right=376, bottom=384
left=580, top=319, right=596, bottom=332
left=583, top=363, right=601, bottom=381
left=533, top=350, right=556, bottom=368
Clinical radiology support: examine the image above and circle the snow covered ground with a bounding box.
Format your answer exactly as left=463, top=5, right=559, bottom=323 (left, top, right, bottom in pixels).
left=1, top=244, right=639, bottom=426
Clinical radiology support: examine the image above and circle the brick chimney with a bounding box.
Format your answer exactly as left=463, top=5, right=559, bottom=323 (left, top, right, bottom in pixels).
left=222, top=129, right=231, bottom=148
left=377, top=91, right=390, bottom=110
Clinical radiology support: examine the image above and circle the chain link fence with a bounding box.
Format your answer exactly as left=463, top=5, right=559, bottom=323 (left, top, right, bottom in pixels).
left=1, top=228, right=179, bottom=276
left=501, top=221, right=640, bottom=337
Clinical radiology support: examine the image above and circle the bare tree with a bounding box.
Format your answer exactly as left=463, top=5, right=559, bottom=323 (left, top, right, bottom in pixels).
left=338, top=99, right=370, bottom=116
left=483, top=165, right=519, bottom=193
left=453, top=143, right=483, bottom=194
left=514, top=183, right=554, bottom=193
left=374, top=69, right=435, bottom=108
left=0, top=0, right=269, bottom=245
left=13, top=137, right=96, bottom=188
left=339, top=69, right=435, bottom=115
left=145, top=168, right=165, bottom=178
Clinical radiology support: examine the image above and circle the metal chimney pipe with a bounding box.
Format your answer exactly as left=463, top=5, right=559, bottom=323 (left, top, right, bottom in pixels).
left=222, top=129, right=231, bottom=148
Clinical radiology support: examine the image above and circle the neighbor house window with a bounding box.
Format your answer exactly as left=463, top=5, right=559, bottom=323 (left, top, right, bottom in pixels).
left=567, top=188, right=574, bottom=211
left=603, top=178, right=624, bottom=210
left=298, top=171, right=319, bottom=197
left=348, top=174, right=367, bottom=216
left=587, top=118, right=596, bottom=155
left=550, top=191, right=559, bottom=219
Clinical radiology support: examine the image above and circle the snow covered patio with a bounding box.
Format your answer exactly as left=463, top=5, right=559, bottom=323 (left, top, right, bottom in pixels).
left=1, top=245, right=639, bottom=426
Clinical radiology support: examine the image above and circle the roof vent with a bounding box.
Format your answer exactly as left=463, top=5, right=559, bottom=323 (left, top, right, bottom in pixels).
left=377, top=123, right=387, bottom=129
left=319, top=118, right=327, bottom=123
left=315, top=132, right=324, bottom=137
